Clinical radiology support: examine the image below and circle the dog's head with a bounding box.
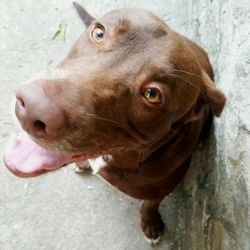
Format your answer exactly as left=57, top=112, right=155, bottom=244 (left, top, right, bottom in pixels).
left=4, top=3, right=226, bottom=176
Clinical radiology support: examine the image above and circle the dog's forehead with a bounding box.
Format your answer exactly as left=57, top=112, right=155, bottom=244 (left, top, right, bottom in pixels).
left=99, top=8, right=168, bottom=31
left=63, top=8, right=174, bottom=92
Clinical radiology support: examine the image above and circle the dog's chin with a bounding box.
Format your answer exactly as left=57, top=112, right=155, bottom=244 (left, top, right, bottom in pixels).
left=3, top=131, right=123, bottom=178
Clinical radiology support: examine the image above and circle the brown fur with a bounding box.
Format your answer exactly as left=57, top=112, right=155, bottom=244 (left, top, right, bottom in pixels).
left=15, top=5, right=226, bottom=242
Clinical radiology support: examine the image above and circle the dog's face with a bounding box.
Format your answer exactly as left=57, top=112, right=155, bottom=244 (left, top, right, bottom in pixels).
left=19, top=9, right=220, bottom=152
left=5, top=6, right=226, bottom=177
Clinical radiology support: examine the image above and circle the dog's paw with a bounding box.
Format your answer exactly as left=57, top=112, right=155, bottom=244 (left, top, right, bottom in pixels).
left=141, top=213, right=164, bottom=246
left=74, top=161, right=92, bottom=173
left=145, top=235, right=161, bottom=246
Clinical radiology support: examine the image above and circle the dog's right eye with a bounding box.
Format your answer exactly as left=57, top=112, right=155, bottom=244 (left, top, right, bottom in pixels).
left=91, top=26, right=105, bottom=43
left=141, top=88, right=162, bottom=104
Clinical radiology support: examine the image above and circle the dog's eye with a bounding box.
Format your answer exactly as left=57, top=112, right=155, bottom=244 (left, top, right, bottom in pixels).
left=91, top=26, right=105, bottom=43
left=141, top=88, right=161, bottom=104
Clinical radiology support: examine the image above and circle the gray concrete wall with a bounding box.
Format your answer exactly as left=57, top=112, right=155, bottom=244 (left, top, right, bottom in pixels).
left=0, top=1, right=249, bottom=249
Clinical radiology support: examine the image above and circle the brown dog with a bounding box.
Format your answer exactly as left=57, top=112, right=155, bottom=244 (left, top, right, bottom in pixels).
left=3, top=3, right=226, bottom=245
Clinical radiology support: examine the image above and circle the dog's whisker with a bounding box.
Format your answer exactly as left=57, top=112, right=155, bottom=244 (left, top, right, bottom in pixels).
left=167, top=73, right=203, bottom=94
left=170, top=127, right=193, bottom=142
left=170, top=69, right=202, bottom=79
left=82, top=112, right=145, bottom=144
left=84, top=112, right=126, bottom=129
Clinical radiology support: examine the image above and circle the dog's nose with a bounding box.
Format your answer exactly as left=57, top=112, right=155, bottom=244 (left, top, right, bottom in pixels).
left=15, top=83, right=66, bottom=139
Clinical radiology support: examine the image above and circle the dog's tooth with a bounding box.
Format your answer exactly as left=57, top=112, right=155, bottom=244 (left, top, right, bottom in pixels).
left=74, top=165, right=84, bottom=173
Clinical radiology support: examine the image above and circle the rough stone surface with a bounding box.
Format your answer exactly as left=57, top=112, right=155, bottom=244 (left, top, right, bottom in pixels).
left=0, top=1, right=249, bottom=249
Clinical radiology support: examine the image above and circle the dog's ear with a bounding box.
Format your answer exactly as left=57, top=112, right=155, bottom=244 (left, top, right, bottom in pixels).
left=73, top=2, right=95, bottom=27
left=201, top=70, right=226, bottom=117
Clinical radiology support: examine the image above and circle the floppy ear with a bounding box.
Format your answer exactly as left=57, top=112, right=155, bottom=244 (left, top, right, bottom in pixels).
left=73, top=2, right=95, bottom=27
left=201, top=70, right=226, bottom=117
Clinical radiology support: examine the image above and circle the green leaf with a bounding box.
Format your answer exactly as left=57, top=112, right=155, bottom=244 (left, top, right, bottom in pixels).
left=52, top=22, right=66, bottom=40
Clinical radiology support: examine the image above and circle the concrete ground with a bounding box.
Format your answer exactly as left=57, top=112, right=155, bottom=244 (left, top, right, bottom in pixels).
left=0, top=1, right=181, bottom=250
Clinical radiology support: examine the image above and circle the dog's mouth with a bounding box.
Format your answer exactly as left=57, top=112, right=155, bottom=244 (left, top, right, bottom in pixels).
left=3, top=132, right=122, bottom=177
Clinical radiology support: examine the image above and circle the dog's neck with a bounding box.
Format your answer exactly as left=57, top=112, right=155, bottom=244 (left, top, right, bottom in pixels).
left=104, top=122, right=185, bottom=169
left=105, top=101, right=209, bottom=170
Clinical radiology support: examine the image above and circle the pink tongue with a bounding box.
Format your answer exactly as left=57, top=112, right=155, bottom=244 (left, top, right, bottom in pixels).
left=3, top=133, right=73, bottom=177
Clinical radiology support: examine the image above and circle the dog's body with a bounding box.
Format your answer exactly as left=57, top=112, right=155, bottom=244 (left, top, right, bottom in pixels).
left=4, top=3, right=226, bottom=244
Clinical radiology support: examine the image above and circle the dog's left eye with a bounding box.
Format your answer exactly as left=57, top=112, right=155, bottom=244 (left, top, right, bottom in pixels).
left=91, top=26, right=105, bottom=43
left=141, top=88, right=161, bottom=104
